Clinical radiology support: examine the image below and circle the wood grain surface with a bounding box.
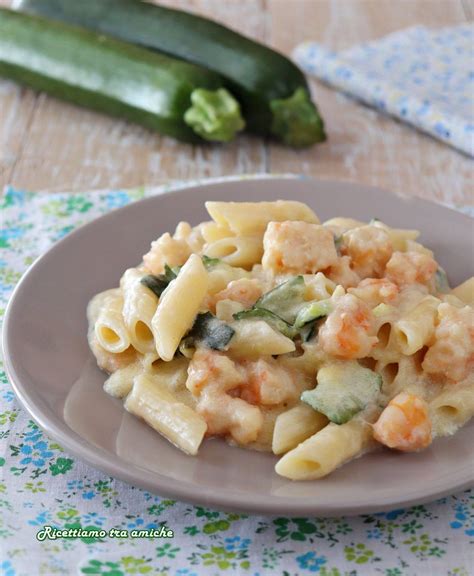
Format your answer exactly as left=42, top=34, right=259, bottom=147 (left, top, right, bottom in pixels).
left=0, top=0, right=472, bottom=206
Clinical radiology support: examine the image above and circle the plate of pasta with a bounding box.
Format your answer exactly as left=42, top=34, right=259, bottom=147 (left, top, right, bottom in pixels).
left=4, top=176, right=474, bottom=515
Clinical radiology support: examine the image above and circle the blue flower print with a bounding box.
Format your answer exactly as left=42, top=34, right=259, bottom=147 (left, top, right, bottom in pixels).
left=83, top=512, right=106, bottom=527
left=377, top=508, right=405, bottom=521
left=175, top=570, right=198, bottom=576
left=19, top=440, right=54, bottom=467
left=107, top=191, right=131, bottom=209
left=296, top=552, right=327, bottom=572
left=0, top=560, right=16, bottom=576
left=127, top=517, right=158, bottom=530
left=2, top=390, right=14, bottom=403
left=54, top=225, right=75, bottom=241
left=367, top=528, right=382, bottom=540
left=224, top=536, right=251, bottom=551
left=22, top=428, right=43, bottom=444
left=450, top=503, right=474, bottom=536
left=1, top=186, right=26, bottom=209
left=28, top=510, right=52, bottom=526
left=82, top=490, right=96, bottom=500
left=0, top=226, right=26, bottom=242
left=67, top=479, right=84, bottom=490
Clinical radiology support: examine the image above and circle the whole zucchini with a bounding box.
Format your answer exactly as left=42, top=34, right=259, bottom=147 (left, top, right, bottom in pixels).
left=0, top=8, right=245, bottom=143
left=18, top=0, right=326, bottom=147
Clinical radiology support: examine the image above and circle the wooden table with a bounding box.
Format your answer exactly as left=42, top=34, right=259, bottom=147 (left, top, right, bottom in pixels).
left=1, top=0, right=472, bottom=207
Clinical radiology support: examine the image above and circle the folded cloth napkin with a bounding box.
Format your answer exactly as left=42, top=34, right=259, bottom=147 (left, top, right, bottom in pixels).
left=294, top=24, right=474, bottom=156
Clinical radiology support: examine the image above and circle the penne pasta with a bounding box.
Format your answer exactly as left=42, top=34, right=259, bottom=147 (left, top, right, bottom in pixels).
left=152, top=254, right=208, bottom=361
left=430, top=380, right=474, bottom=437
left=206, top=200, right=319, bottom=235
left=94, top=290, right=130, bottom=354
left=229, top=319, right=296, bottom=358
left=272, top=404, right=328, bottom=455
left=125, top=374, right=207, bottom=456
left=393, top=295, right=440, bottom=355
left=451, top=277, right=474, bottom=306
left=204, top=235, right=263, bottom=269
left=275, top=417, right=375, bottom=480
left=121, top=267, right=159, bottom=354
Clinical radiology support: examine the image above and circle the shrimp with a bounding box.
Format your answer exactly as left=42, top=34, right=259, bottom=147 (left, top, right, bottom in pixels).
left=142, top=231, right=191, bottom=274
left=319, top=293, right=378, bottom=359
left=186, top=349, right=263, bottom=444
left=174, top=221, right=205, bottom=253
left=373, top=392, right=432, bottom=451
left=325, top=256, right=361, bottom=289
left=422, top=303, right=474, bottom=382
left=349, top=278, right=399, bottom=307
left=240, top=358, right=298, bottom=406
left=208, top=278, right=262, bottom=313
left=262, top=221, right=338, bottom=274
left=342, top=225, right=393, bottom=278
left=385, top=251, right=437, bottom=288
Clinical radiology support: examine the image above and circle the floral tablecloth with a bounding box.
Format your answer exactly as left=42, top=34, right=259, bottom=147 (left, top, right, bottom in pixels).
left=0, top=179, right=473, bottom=576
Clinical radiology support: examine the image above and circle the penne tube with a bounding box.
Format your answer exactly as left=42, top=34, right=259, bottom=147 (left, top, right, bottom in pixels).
left=152, top=254, right=208, bottom=361
left=206, top=200, right=319, bottom=235
left=451, top=277, right=474, bottom=306
left=393, top=295, right=440, bottom=355
left=430, top=381, right=474, bottom=437
left=229, top=319, right=295, bottom=358
left=120, top=267, right=159, bottom=354
left=272, top=404, right=328, bottom=455
left=204, top=236, right=263, bottom=269
left=124, top=374, right=207, bottom=456
left=275, top=418, right=375, bottom=480
left=94, top=290, right=130, bottom=353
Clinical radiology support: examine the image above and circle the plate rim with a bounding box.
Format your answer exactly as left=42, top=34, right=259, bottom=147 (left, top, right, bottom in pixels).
left=3, top=174, right=473, bottom=516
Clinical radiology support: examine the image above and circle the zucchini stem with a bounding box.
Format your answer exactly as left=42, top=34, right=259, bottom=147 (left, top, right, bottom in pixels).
left=270, top=87, right=326, bottom=148
left=184, top=88, right=245, bottom=142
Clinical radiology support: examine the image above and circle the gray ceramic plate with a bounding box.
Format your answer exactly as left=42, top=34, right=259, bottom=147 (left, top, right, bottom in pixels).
left=3, top=176, right=474, bottom=516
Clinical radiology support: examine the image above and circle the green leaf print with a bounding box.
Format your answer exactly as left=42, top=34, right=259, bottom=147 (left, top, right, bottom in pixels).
left=344, top=543, right=376, bottom=564
left=120, top=556, right=154, bottom=574
left=202, top=520, right=230, bottom=534
left=81, top=559, right=124, bottom=576
left=156, top=543, right=180, bottom=559
left=273, top=517, right=318, bottom=542
left=49, top=457, right=74, bottom=476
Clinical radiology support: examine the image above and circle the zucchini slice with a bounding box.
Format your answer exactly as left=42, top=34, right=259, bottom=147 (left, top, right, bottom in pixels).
left=0, top=8, right=244, bottom=142
left=140, top=264, right=179, bottom=298
left=435, top=267, right=450, bottom=293
left=294, top=299, right=332, bottom=329
left=233, top=308, right=298, bottom=339
left=301, top=363, right=382, bottom=424
left=255, top=276, right=306, bottom=324
left=19, top=0, right=325, bottom=147
left=185, top=312, right=235, bottom=351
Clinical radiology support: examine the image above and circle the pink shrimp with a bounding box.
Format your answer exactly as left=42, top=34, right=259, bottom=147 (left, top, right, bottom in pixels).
left=385, top=251, right=437, bottom=288
left=325, top=256, right=361, bottom=289
left=240, top=358, right=298, bottom=406
left=186, top=349, right=263, bottom=445
left=319, top=293, right=378, bottom=359
left=342, top=225, right=393, bottom=278
left=373, top=392, right=432, bottom=452
left=422, top=303, right=474, bottom=382
left=142, top=232, right=191, bottom=274
left=349, top=278, right=399, bottom=307
left=208, top=278, right=262, bottom=313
